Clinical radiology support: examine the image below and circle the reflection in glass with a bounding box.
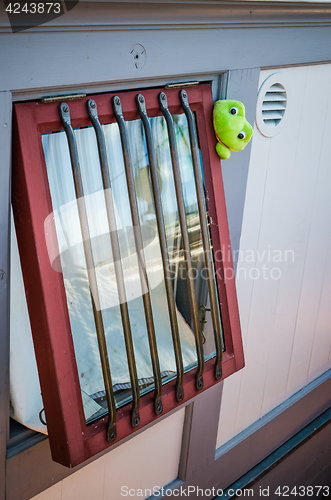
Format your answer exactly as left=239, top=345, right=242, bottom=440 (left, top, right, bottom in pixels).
left=42, top=113, right=222, bottom=423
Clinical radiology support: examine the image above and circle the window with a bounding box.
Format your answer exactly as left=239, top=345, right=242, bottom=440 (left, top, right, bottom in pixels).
left=12, top=83, right=244, bottom=467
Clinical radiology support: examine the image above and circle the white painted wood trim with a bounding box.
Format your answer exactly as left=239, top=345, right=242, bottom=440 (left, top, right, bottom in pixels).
left=0, top=90, right=12, bottom=500
left=1, top=1, right=331, bottom=33
left=217, top=368, right=331, bottom=458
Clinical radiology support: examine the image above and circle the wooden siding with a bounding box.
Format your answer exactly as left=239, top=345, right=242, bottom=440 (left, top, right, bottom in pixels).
left=217, top=64, right=331, bottom=448
left=30, top=409, right=185, bottom=500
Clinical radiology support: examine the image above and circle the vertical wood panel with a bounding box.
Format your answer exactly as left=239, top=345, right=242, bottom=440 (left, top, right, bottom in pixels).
left=308, top=234, right=331, bottom=381
left=217, top=63, right=331, bottom=449
left=217, top=85, right=272, bottom=445
left=30, top=409, right=186, bottom=500
left=259, top=66, right=309, bottom=416
left=234, top=122, right=284, bottom=431
left=306, top=108, right=331, bottom=382
left=285, top=64, right=331, bottom=398
left=216, top=69, right=262, bottom=447
left=0, top=91, right=12, bottom=500
left=99, top=409, right=185, bottom=499
left=300, top=75, right=331, bottom=385
left=220, top=67, right=260, bottom=264
left=180, top=384, right=223, bottom=481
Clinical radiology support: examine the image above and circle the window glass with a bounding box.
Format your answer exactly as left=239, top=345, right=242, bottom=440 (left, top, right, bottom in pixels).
left=42, top=114, right=221, bottom=422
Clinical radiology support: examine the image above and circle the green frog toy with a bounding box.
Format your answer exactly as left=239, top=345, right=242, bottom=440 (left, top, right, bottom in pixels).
left=213, top=100, right=253, bottom=160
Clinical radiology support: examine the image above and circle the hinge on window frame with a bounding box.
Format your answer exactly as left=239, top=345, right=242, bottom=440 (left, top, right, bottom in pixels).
left=165, top=81, right=199, bottom=89
left=40, top=93, right=86, bottom=103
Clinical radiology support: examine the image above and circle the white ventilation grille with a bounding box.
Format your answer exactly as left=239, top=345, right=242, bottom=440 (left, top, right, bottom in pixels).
left=262, top=84, right=287, bottom=127
left=256, top=73, right=291, bottom=137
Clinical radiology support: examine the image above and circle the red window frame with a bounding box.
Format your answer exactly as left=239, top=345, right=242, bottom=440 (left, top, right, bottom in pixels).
left=12, top=83, right=244, bottom=467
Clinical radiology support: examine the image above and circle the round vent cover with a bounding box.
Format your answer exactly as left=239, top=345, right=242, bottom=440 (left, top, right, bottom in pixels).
left=256, top=73, right=291, bottom=137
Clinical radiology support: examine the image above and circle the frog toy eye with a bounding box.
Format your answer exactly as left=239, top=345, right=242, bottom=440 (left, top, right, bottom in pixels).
left=238, top=131, right=246, bottom=140
left=230, top=107, right=239, bottom=115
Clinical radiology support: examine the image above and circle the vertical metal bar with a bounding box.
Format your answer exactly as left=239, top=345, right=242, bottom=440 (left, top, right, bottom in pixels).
left=179, top=89, right=223, bottom=380
left=59, top=102, right=117, bottom=442
left=0, top=91, right=11, bottom=500
left=87, top=99, right=141, bottom=427
left=136, top=93, right=184, bottom=403
left=112, top=95, right=163, bottom=415
left=159, top=92, right=204, bottom=391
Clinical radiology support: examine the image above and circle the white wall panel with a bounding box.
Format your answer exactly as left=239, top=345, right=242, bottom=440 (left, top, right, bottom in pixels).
left=284, top=64, right=331, bottom=399
left=31, top=408, right=185, bottom=500
left=308, top=237, right=331, bottom=381
left=216, top=128, right=272, bottom=446
left=217, top=63, right=331, bottom=449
